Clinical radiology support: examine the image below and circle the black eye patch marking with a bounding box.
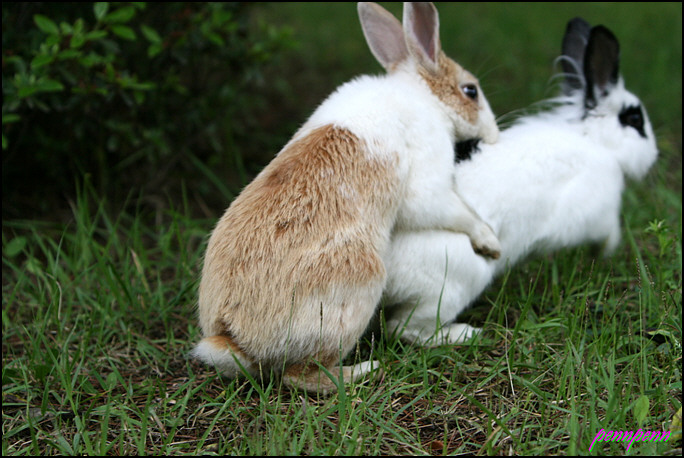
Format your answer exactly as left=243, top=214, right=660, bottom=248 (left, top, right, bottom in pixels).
left=619, top=105, right=646, bottom=138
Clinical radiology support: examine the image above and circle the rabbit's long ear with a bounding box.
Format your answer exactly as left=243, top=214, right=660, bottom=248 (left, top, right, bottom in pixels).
left=403, top=2, right=441, bottom=74
left=583, top=25, right=620, bottom=109
left=359, top=2, right=408, bottom=71
left=560, top=17, right=592, bottom=95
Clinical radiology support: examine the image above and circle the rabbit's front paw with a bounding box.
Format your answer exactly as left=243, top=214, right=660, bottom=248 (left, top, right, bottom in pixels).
left=470, top=223, right=501, bottom=259
left=442, top=323, right=482, bottom=344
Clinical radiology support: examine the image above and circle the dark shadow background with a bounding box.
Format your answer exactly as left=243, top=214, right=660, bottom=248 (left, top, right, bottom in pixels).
left=2, top=2, right=681, bottom=226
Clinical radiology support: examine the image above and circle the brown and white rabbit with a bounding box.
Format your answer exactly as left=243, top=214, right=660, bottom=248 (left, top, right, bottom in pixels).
left=383, top=18, right=659, bottom=344
left=192, top=2, right=500, bottom=394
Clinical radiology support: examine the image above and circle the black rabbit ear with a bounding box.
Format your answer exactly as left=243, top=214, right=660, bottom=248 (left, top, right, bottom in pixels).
left=583, top=25, right=620, bottom=109
left=560, top=17, right=592, bottom=95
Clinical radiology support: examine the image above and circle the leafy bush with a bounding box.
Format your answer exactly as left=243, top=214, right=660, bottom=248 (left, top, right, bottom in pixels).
left=2, top=2, right=294, bottom=219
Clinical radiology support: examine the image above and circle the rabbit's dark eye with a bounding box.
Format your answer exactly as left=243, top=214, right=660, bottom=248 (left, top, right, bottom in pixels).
left=619, top=105, right=646, bottom=138
left=461, top=84, right=478, bottom=101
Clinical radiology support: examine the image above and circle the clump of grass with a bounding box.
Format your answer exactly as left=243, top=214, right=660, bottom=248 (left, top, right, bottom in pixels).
left=3, top=176, right=680, bottom=454
left=2, top=180, right=206, bottom=455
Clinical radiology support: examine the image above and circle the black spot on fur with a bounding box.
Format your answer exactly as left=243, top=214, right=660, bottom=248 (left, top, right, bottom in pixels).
left=454, top=139, right=481, bottom=163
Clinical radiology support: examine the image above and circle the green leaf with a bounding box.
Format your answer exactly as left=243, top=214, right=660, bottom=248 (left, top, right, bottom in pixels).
left=85, top=30, right=108, bottom=41
left=140, top=25, right=161, bottom=44
left=34, top=14, right=60, bottom=35
left=118, top=75, right=155, bottom=91
left=56, top=49, right=81, bottom=60
left=105, top=371, right=119, bottom=391
left=37, top=78, right=65, bottom=92
left=634, top=395, right=649, bottom=425
left=31, top=53, right=55, bottom=69
left=80, top=52, right=106, bottom=68
left=4, top=237, right=27, bottom=257
left=26, top=257, right=43, bottom=275
left=147, top=43, right=162, bottom=58
left=103, top=6, right=136, bottom=24
left=59, top=21, right=73, bottom=35
left=110, top=25, right=136, bottom=41
left=17, top=86, right=38, bottom=99
left=2, top=114, right=21, bottom=125
left=73, top=18, right=84, bottom=34
left=94, top=2, right=109, bottom=21
left=17, top=78, right=64, bottom=98
left=70, top=33, right=86, bottom=49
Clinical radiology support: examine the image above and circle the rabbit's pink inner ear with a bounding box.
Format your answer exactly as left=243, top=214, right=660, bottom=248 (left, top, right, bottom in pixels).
left=358, top=2, right=407, bottom=70
left=403, top=2, right=441, bottom=72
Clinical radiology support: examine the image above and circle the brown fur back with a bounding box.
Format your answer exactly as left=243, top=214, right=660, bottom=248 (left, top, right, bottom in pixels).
left=198, top=124, right=399, bottom=369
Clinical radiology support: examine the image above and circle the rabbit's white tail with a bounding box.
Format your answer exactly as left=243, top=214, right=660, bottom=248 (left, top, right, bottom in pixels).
left=192, top=335, right=257, bottom=379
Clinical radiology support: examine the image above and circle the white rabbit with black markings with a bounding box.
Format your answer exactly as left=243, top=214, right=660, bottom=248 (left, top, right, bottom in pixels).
left=193, top=2, right=501, bottom=394
left=383, top=17, right=658, bottom=345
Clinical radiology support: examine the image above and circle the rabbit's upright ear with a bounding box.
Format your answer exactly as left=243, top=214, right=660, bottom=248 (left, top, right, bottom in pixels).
left=583, top=25, right=620, bottom=109
left=403, top=2, right=441, bottom=74
left=358, top=2, right=408, bottom=71
left=560, top=17, right=592, bottom=95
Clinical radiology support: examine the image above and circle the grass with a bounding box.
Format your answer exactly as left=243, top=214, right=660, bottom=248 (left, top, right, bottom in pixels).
left=3, top=2, right=682, bottom=456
